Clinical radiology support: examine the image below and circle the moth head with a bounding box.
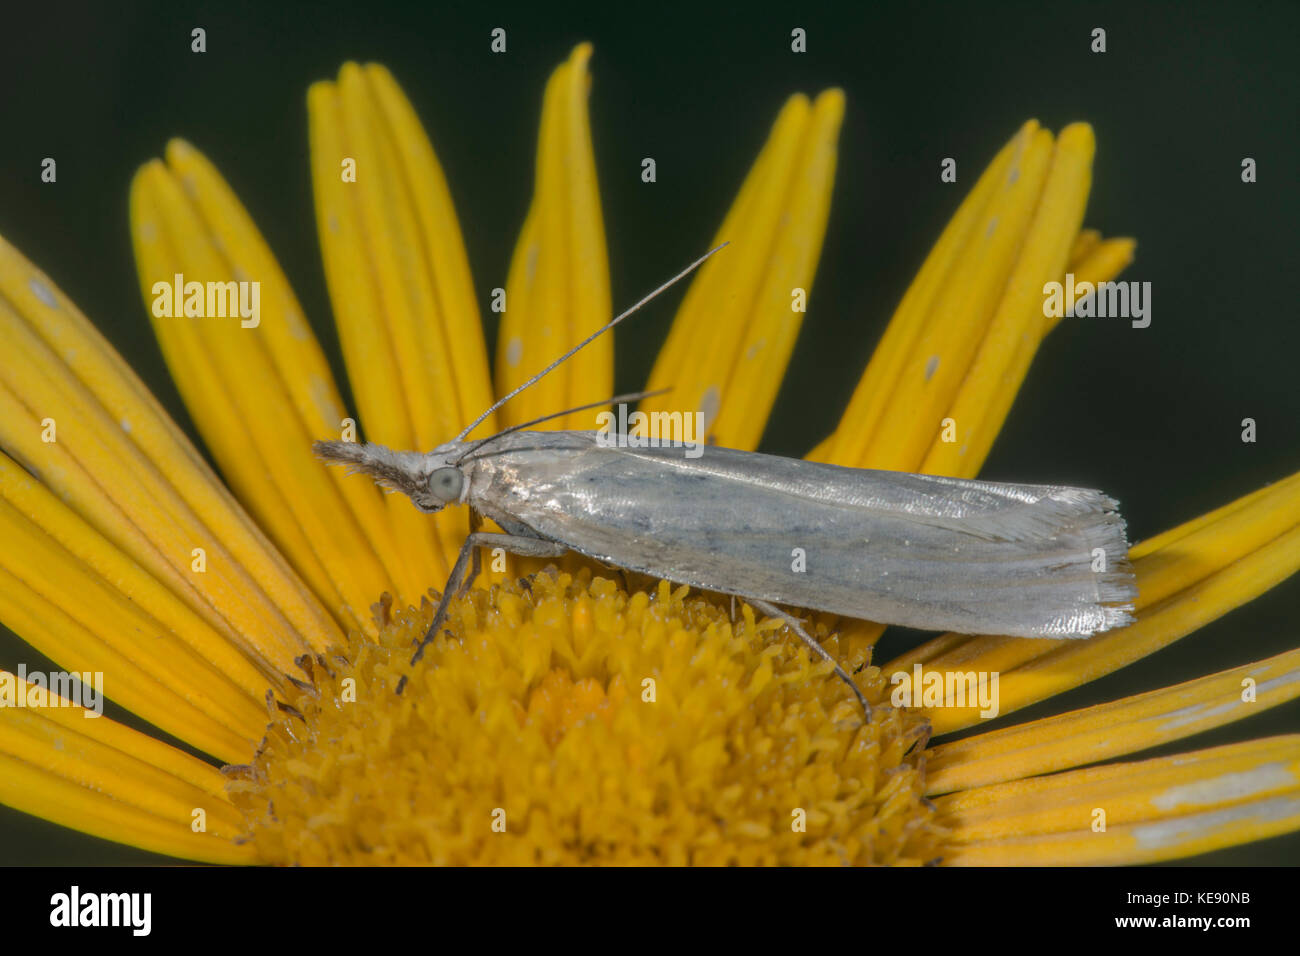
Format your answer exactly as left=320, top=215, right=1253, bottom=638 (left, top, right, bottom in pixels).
left=312, top=440, right=466, bottom=513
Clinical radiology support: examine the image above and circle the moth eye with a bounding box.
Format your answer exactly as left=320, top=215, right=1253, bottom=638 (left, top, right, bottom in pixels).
left=429, top=466, right=464, bottom=502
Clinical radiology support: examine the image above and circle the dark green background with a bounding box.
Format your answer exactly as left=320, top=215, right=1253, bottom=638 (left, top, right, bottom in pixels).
left=0, top=0, right=1296, bottom=865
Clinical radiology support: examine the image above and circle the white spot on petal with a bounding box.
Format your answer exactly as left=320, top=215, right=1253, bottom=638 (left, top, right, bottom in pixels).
left=505, top=337, right=523, bottom=368
left=120, top=418, right=132, bottom=434
left=924, top=355, right=939, bottom=381
left=29, top=277, right=58, bottom=308
left=1259, top=670, right=1300, bottom=695
left=1133, top=796, right=1300, bottom=850
left=1151, top=763, right=1295, bottom=811
left=985, top=216, right=998, bottom=238
left=1158, top=698, right=1240, bottom=731
left=699, top=385, right=721, bottom=435
left=285, top=309, right=309, bottom=341
left=310, top=376, right=342, bottom=424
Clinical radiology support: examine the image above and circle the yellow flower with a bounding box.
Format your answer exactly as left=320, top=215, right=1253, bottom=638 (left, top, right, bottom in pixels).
left=1, top=44, right=1297, bottom=865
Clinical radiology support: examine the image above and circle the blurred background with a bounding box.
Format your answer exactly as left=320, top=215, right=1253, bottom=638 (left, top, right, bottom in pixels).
left=0, top=0, right=1296, bottom=864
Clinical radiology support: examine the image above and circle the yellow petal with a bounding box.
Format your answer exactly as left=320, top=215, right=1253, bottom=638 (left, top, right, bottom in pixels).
left=935, top=736, right=1300, bottom=865
left=0, top=679, right=255, bottom=864
left=812, top=122, right=1136, bottom=477
left=130, top=159, right=391, bottom=633
left=497, top=43, right=611, bottom=430
left=0, top=234, right=339, bottom=666
left=309, top=63, right=494, bottom=577
left=1068, top=227, right=1102, bottom=263
left=157, top=138, right=429, bottom=607
left=919, top=124, right=1091, bottom=478
left=363, top=66, right=498, bottom=437
left=888, top=471, right=1300, bottom=734
left=880, top=124, right=1061, bottom=475
left=644, top=89, right=844, bottom=450
left=0, top=478, right=264, bottom=761
left=1056, top=236, right=1136, bottom=332
left=0, top=455, right=274, bottom=700
left=799, top=218, right=1133, bottom=463
left=927, top=647, right=1300, bottom=794
left=811, top=120, right=1033, bottom=467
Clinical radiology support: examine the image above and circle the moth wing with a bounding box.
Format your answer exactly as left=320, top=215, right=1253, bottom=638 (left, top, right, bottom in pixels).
left=470, top=432, right=1136, bottom=638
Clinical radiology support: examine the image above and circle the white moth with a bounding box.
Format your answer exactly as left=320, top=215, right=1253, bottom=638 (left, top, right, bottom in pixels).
left=315, top=246, right=1137, bottom=715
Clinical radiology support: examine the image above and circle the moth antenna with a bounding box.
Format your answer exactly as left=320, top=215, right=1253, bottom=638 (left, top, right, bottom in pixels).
left=452, top=387, right=671, bottom=465
left=454, top=242, right=728, bottom=442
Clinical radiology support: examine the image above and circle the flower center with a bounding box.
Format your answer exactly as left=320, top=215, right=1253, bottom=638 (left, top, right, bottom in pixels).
left=225, top=568, right=943, bottom=864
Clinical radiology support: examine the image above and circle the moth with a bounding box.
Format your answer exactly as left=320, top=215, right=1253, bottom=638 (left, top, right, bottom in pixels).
left=316, top=246, right=1137, bottom=715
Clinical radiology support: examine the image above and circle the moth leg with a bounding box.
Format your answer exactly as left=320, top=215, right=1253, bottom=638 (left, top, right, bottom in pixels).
left=467, top=508, right=484, bottom=586
left=749, top=597, right=871, bottom=721
left=397, top=532, right=569, bottom=695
